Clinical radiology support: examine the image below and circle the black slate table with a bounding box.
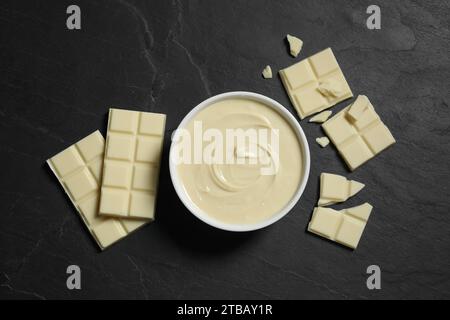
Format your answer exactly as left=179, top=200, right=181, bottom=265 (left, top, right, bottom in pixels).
left=0, top=0, right=449, bottom=299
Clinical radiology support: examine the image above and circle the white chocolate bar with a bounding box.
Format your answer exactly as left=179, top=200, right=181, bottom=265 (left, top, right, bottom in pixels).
left=279, top=48, right=353, bottom=119
left=262, top=65, right=273, bottom=79
left=308, top=203, right=373, bottom=249
left=99, top=108, right=166, bottom=219
left=318, top=172, right=364, bottom=206
left=322, top=95, right=395, bottom=171
left=316, top=137, right=330, bottom=148
left=309, top=110, right=332, bottom=123
left=47, top=131, right=149, bottom=250
left=286, top=34, right=303, bottom=57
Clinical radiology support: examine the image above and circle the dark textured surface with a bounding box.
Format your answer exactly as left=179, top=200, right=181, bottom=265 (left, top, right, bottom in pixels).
left=0, top=0, right=449, bottom=300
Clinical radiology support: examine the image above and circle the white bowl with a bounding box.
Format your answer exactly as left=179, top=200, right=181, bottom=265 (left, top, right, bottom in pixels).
left=169, top=91, right=310, bottom=232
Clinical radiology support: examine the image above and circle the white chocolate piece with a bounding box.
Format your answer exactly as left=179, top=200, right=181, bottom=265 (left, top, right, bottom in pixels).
left=317, top=78, right=343, bottom=98
left=308, top=203, right=373, bottom=249
left=47, top=131, right=149, bottom=250
left=309, top=110, right=332, bottom=123
left=347, top=95, right=369, bottom=121
left=100, top=108, right=166, bottom=219
left=318, top=172, right=364, bottom=206
left=262, top=65, right=273, bottom=79
left=316, top=137, right=330, bottom=148
left=349, top=180, right=365, bottom=197
left=286, top=34, right=303, bottom=57
left=279, top=48, right=353, bottom=119
left=341, top=202, right=373, bottom=221
left=322, top=95, right=396, bottom=170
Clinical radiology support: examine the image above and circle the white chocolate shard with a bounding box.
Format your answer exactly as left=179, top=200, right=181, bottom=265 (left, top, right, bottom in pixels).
left=318, top=172, right=365, bottom=206
left=309, top=110, right=332, bottom=123
left=262, top=65, right=273, bottom=79
left=349, top=180, right=365, bottom=197
left=286, top=34, right=303, bottom=57
left=316, top=137, right=330, bottom=148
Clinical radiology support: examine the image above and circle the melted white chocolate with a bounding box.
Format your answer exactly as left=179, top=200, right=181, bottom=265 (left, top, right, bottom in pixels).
left=177, top=98, right=303, bottom=225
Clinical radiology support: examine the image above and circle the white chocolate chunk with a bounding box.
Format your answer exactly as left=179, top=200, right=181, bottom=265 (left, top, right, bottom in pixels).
left=309, top=110, right=332, bottom=123
left=318, top=172, right=365, bottom=206
left=347, top=94, right=370, bottom=121
left=262, top=65, right=273, bottom=79
left=316, top=137, right=330, bottom=148
left=321, top=173, right=347, bottom=200
left=340, top=202, right=373, bottom=221
left=47, top=131, right=149, bottom=250
left=349, top=180, right=365, bottom=197
left=308, top=207, right=341, bottom=240
left=100, top=108, right=166, bottom=219
left=317, top=78, right=343, bottom=98
left=279, top=48, right=353, bottom=119
left=286, top=34, right=303, bottom=57
left=308, top=203, right=372, bottom=249
left=322, top=95, right=396, bottom=170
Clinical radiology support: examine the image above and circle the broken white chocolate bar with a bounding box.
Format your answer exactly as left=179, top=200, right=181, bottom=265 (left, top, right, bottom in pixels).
left=309, top=110, right=332, bottom=123
left=318, top=172, right=364, bottom=206
left=316, top=137, right=330, bottom=148
left=286, top=34, right=303, bottom=57
left=262, top=65, right=273, bottom=79
left=322, top=95, right=395, bottom=171
left=279, top=48, right=353, bottom=119
left=308, top=203, right=373, bottom=249
left=47, top=131, right=149, bottom=250
left=99, top=108, right=166, bottom=219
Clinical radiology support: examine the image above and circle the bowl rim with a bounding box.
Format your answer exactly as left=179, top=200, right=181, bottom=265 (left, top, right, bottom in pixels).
left=168, top=91, right=310, bottom=232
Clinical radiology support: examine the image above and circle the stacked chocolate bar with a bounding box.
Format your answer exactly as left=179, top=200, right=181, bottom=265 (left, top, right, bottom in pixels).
left=47, top=109, right=166, bottom=249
